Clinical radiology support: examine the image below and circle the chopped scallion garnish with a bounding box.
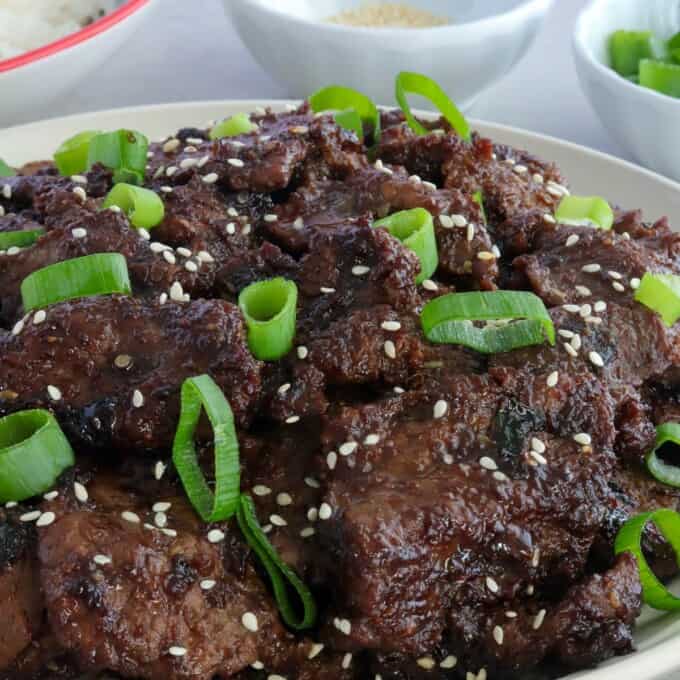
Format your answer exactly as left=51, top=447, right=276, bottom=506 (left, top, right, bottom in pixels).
left=21, top=253, right=132, bottom=311
left=0, top=229, right=44, bottom=250
left=0, top=158, right=14, bottom=177
left=639, top=59, right=680, bottom=98
left=102, top=183, right=165, bottom=230
left=209, top=113, right=258, bottom=140
left=554, top=195, right=613, bottom=230
left=0, top=409, right=74, bottom=502
left=609, top=30, right=655, bottom=77
left=238, top=278, right=298, bottom=361
left=634, top=272, right=680, bottom=326
left=645, top=423, right=680, bottom=487
left=172, top=375, right=240, bottom=522
left=53, top=130, right=101, bottom=176
left=309, top=85, right=380, bottom=141
left=395, top=71, right=471, bottom=141
left=373, top=207, right=438, bottom=284
left=615, top=508, right=680, bottom=610
left=421, top=291, right=555, bottom=354
left=87, top=129, right=149, bottom=185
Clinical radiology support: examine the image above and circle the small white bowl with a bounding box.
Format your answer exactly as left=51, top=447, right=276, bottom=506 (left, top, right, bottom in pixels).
left=573, top=0, right=680, bottom=181
left=224, top=0, right=555, bottom=111
left=0, top=0, right=161, bottom=128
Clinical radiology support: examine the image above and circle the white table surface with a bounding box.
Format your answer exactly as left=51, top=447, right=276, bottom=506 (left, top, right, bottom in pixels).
left=35, top=0, right=626, bottom=160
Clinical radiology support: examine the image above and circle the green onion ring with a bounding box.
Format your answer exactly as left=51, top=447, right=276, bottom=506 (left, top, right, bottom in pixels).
left=332, top=109, right=364, bottom=140
left=639, top=59, right=680, bottom=98
left=238, top=278, right=298, bottom=361
left=373, top=207, right=438, bottom=284
left=172, top=375, right=240, bottom=522
left=87, top=129, right=149, bottom=185
left=609, top=30, right=654, bottom=77
left=646, top=423, right=680, bottom=487
left=209, top=113, right=258, bottom=140
left=615, top=508, right=680, bottom=611
left=53, top=130, right=101, bottom=176
left=102, top=183, right=165, bottom=230
left=237, top=494, right=317, bottom=629
left=395, top=71, right=471, bottom=141
left=0, top=409, right=74, bottom=503
left=634, top=272, right=680, bottom=327
left=554, top=196, right=613, bottom=230
left=0, top=229, right=45, bottom=250
left=0, top=158, right=14, bottom=177
left=309, top=85, right=381, bottom=141
left=21, top=253, right=132, bottom=311
left=421, top=291, right=555, bottom=354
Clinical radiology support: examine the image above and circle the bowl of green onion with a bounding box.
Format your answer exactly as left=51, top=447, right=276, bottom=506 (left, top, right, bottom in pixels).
left=574, top=0, right=680, bottom=181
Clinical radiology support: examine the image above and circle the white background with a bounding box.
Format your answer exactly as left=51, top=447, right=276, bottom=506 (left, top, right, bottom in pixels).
left=41, top=0, right=627, bottom=159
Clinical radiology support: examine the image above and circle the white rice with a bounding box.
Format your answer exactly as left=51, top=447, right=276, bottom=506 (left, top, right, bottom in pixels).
left=0, top=0, right=117, bottom=61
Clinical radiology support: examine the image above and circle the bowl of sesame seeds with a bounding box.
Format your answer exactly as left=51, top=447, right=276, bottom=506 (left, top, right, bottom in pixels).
left=224, top=0, right=555, bottom=109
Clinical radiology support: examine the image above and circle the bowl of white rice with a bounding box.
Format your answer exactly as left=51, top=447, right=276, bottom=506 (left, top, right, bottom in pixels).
left=0, top=0, right=159, bottom=127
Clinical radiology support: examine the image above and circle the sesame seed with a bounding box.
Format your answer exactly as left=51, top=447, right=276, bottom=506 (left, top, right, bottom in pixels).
left=533, top=173, right=545, bottom=184
left=121, top=511, right=140, bottom=524
left=514, top=164, right=528, bottom=174
left=383, top=340, right=396, bottom=359
left=202, top=173, right=218, bottom=184
left=71, top=227, right=87, bottom=239
left=433, top=400, right=448, bottom=419
left=608, top=270, right=623, bottom=280
left=547, top=370, right=559, bottom=387
left=486, top=576, right=500, bottom=593
left=207, top=529, right=225, bottom=543
left=153, top=502, right=171, bottom=512
left=339, top=441, right=358, bottom=456
left=443, top=453, right=454, bottom=464
left=439, top=214, right=454, bottom=228
left=352, top=265, right=370, bottom=276
left=73, top=186, right=87, bottom=202
left=504, top=158, right=516, bottom=166
left=166, top=166, right=177, bottom=177
left=163, top=250, right=177, bottom=265
left=585, top=316, right=602, bottom=325
left=467, top=224, right=475, bottom=241
left=278, top=383, right=291, bottom=395
left=533, top=609, right=547, bottom=630
left=154, top=512, right=167, bottom=528
left=493, top=470, right=508, bottom=482
left=150, top=242, right=167, bottom=253
left=423, top=180, right=437, bottom=191
left=364, top=433, right=380, bottom=445
left=417, top=657, right=436, bottom=670
left=543, top=213, right=556, bottom=224
left=33, top=309, right=46, bottom=324
left=381, top=320, right=401, bottom=332
left=168, top=646, right=187, bottom=657
left=170, top=281, right=184, bottom=301
left=422, top=279, right=438, bottom=291
left=506, top=610, right=518, bottom=618
left=242, top=612, right=259, bottom=632
left=335, top=617, right=352, bottom=635
left=163, top=138, right=181, bottom=153
left=582, top=263, right=601, bottom=273
left=20, top=510, right=41, bottom=522
left=564, top=342, right=578, bottom=358
left=529, top=450, right=547, bottom=465
left=179, top=158, right=198, bottom=169
left=270, top=513, right=287, bottom=527
left=440, top=656, right=457, bottom=669
left=43, top=490, right=58, bottom=501
left=227, top=158, right=244, bottom=168
left=200, top=579, right=216, bottom=590
left=253, top=484, right=271, bottom=496
left=175, top=247, right=192, bottom=259
left=558, top=329, right=575, bottom=339
left=300, top=527, right=315, bottom=538
left=319, top=503, right=332, bottom=520
left=293, top=217, right=304, bottom=230
left=226, top=222, right=236, bottom=235
left=531, top=437, right=546, bottom=453
left=6, top=246, right=20, bottom=255
left=575, top=285, right=591, bottom=297
left=264, top=213, right=278, bottom=222
left=36, top=511, right=56, bottom=527
left=320, top=286, right=336, bottom=294
left=197, top=250, right=215, bottom=263
left=409, top=174, right=421, bottom=183
left=546, top=185, right=564, bottom=197
left=251, top=661, right=265, bottom=671
left=480, top=456, right=498, bottom=471
left=574, top=433, right=592, bottom=445
left=47, top=385, right=62, bottom=401
left=527, top=584, right=535, bottom=595
left=74, top=482, right=88, bottom=502
left=630, top=277, right=641, bottom=290
left=276, top=492, right=293, bottom=506
left=93, top=554, right=111, bottom=565
left=326, top=451, right=337, bottom=469
left=532, top=547, right=541, bottom=567
left=307, top=507, right=318, bottom=521
left=393, top=386, right=405, bottom=394
left=154, top=461, right=166, bottom=480
left=571, top=334, right=582, bottom=350
left=563, top=304, right=580, bottom=313
left=612, top=281, right=625, bottom=292
left=132, top=390, right=144, bottom=408
left=477, top=251, right=495, bottom=261
left=342, top=653, right=352, bottom=669
left=305, top=476, right=320, bottom=488
left=11, top=320, right=23, bottom=335
left=493, top=625, right=504, bottom=645
left=162, top=528, right=177, bottom=537
left=308, top=643, right=324, bottom=659
left=588, top=351, right=605, bottom=368
left=594, top=300, right=607, bottom=313
left=227, top=207, right=239, bottom=217
left=566, top=234, right=580, bottom=247
left=268, top=675, right=286, bottom=680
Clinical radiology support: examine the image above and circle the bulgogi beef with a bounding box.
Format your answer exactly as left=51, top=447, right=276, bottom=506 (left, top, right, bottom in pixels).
left=0, top=101, right=678, bottom=680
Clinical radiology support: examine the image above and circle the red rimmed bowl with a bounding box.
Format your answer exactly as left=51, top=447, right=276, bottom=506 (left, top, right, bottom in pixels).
left=0, top=0, right=160, bottom=127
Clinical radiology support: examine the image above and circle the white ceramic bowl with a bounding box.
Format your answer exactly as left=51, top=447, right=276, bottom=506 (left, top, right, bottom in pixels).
left=224, top=0, right=555, bottom=111
left=0, top=0, right=161, bottom=128
left=573, top=0, right=680, bottom=181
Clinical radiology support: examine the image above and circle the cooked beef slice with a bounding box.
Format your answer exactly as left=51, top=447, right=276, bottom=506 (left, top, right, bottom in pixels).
left=38, top=472, right=292, bottom=680
left=0, top=296, right=261, bottom=451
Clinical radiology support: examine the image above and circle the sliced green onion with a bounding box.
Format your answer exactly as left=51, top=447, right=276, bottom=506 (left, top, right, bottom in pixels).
left=639, top=59, right=680, bottom=98
left=53, top=130, right=101, bottom=176
left=209, top=113, right=258, bottom=140
left=87, top=129, right=149, bottom=185
left=554, top=195, right=613, bottom=230
left=634, top=272, right=680, bottom=326
left=609, top=30, right=655, bottom=77
left=237, top=494, right=317, bottom=629
left=646, top=423, right=680, bottom=487
left=668, top=32, right=680, bottom=64
left=0, top=229, right=44, bottom=249
left=615, top=508, right=680, bottom=610
left=238, top=278, right=298, bottom=361
left=102, top=183, right=165, bottom=230
left=333, top=109, right=364, bottom=140
left=472, top=190, right=487, bottom=225
left=373, top=207, right=438, bottom=284
left=421, top=291, right=555, bottom=354
left=0, top=409, right=74, bottom=503
left=395, top=71, right=471, bottom=142
left=309, top=85, right=380, bottom=141
left=21, top=253, right=131, bottom=311
left=172, top=375, right=240, bottom=522
left=0, top=157, right=14, bottom=177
